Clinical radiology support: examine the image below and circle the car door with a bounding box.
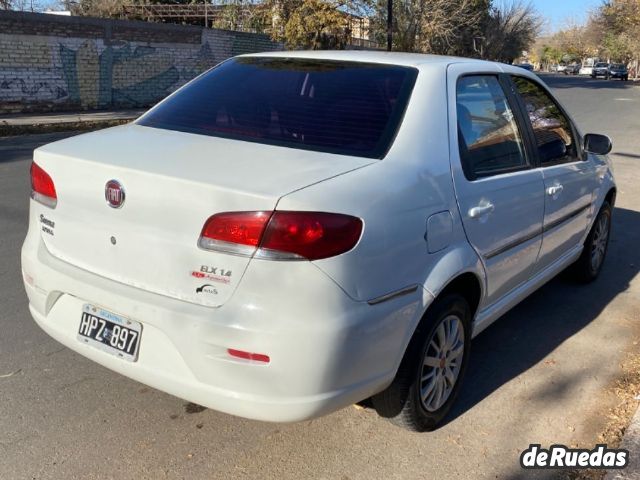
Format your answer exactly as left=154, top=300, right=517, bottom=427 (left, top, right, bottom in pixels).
left=509, top=75, right=597, bottom=273
left=447, top=65, right=545, bottom=306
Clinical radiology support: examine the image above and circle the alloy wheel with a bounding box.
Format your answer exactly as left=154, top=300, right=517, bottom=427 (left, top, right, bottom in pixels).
left=590, top=213, right=610, bottom=273
left=420, top=315, right=465, bottom=412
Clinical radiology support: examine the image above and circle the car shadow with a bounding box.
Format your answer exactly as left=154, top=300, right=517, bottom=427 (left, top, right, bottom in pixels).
left=443, top=206, right=640, bottom=426
left=614, top=152, right=640, bottom=159
left=539, top=73, right=637, bottom=90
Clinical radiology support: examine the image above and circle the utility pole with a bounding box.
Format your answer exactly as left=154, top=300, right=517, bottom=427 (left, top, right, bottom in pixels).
left=387, top=0, right=393, bottom=51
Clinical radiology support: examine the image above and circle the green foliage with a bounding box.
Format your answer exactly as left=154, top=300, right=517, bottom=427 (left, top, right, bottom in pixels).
left=546, top=0, right=640, bottom=66
left=602, top=32, right=634, bottom=62
left=541, top=45, right=563, bottom=64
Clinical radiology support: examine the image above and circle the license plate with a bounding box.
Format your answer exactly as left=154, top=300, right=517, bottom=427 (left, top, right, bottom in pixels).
left=77, top=304, right=142, bottom=362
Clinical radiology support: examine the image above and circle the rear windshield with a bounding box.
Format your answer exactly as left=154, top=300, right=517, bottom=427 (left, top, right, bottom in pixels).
left=137, top=57, right=417, bottom=159
left=595, top=63, right=608, bottom=67
left=611, top=64, right=625, bottom=69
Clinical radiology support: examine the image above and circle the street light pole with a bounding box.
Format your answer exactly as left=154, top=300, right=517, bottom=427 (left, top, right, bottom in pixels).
left=387, top=0, right=393, bottom=51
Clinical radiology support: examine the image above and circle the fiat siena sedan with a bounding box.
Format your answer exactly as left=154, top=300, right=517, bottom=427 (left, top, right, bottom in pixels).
left=23, top=51, right=615, bottom=431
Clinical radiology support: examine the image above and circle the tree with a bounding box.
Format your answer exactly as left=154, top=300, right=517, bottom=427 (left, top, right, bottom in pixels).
left=370, top=0, right=490, bottom=55
left=64, top=0, right=132, bottom=18
left=2, top=0, right=46, bottom=10
left=483, top=1, right=543, bottom=63
left=258, top=0, right=373, bottom=49
left=535, top=43, right=563, bottom=70
left=417, top=0, right=490, bottom=55
left=599, top=0, right=640, bottom=62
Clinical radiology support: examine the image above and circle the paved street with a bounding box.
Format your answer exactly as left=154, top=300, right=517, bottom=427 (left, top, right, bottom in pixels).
left=1, top=75, right=639, bottom=480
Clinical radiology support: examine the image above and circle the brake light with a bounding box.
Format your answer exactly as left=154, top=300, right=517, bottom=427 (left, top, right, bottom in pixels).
left=199, top=211, right=271, bottom=256
left=199, top=211, right=362, bottom=260
left=259, top=211, right=363, bottom=260
left=30, top=162, right=57, bottom=208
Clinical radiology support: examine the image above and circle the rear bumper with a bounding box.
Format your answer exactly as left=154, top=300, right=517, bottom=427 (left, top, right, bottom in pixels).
left=22, top=223, right=429, bottom=422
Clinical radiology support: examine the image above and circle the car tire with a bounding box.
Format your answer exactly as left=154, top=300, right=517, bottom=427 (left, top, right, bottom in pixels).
left=371, top=294, right=471, bottom=432
left=570, top=201, right=612, bottom=283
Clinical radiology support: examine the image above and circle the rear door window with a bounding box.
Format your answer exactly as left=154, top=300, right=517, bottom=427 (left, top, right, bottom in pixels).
left=511, top=76, right=578, bottom=166
left=456, top=75, right=529, bottom=180
left=138, top=57, right=417, bottom=159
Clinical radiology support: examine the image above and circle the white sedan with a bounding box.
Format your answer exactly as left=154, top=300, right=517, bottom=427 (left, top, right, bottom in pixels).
left=23, top=51, right=616, bottom=431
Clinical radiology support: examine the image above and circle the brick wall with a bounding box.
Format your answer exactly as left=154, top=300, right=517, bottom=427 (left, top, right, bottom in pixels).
left=0, top=11, right=282, bottom=114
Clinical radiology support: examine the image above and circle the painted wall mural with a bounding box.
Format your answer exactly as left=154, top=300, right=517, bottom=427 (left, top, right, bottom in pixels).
left=57, top=40, right=217, bottom=109
left=0, top=26, right=280, bottom=114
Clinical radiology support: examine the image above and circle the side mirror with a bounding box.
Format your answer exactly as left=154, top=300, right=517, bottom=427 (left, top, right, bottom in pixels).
left=584, top=133, right=612, bottom=155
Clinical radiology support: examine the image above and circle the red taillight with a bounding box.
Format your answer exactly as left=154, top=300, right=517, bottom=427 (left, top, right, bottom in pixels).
left=259, top=211, right=363, bottom=260
left=30, top=162, right=57, bottom=208
left=199, top=211, right=362, bottom=261
left=199, top=211, right=271, bottom=256
left=227, top=348, right=270, bottom=364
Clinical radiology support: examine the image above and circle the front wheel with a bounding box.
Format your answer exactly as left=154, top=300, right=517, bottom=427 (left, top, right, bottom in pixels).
left=371, top=294, right=471, bottom=432
left=570, top=202, right=612, bottom=282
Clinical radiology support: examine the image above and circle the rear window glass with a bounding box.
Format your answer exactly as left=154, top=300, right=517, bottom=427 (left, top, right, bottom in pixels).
left=138, top=57, right=417, bottom=159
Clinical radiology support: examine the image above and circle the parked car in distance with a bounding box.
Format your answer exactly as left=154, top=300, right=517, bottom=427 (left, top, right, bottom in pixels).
left=591, top=62, right=610, bottom=78
left=516, top=63, right=534, bottom=71
left=609, top=63, right=629, bottom=80
left=556, top=63, right=567, bottom=73
left=564, top=63, right=581, bottom=75
left=580, top=65, right=594, bottom=76
left=23, top=51, right=617, bottom=432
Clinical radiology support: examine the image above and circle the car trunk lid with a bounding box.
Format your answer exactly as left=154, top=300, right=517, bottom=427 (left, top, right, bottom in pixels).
left=34, top=124, right=373, bottom=307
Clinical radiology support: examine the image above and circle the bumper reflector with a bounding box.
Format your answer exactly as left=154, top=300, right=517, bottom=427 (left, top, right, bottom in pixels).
left=227, top=348, right=270, bottom=364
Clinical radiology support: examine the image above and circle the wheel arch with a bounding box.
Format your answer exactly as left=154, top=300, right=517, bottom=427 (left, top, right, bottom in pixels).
left=435, top=272, right=482, bottom=321
left=396, top=269, right=484, bottom=375
left=605, top=186, right=617, bottom=207
left=374, top=269, right=483, bottom=406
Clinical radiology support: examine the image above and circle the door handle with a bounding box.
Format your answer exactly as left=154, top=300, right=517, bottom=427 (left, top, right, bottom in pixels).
left=468, top=203, right=495, bottom=219
left=547, top=184, right=564, bottom=196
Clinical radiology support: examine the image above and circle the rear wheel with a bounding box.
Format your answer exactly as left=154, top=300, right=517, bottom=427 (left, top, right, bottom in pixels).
left=570, top=201, right=612, bottom=282
left=372, top=294, right=471, bottom=432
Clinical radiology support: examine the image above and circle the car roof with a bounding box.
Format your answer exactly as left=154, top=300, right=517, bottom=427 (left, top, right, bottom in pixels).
left=239, top=51, right=541, bottom=82
left=242, top=50, right=497, bottom=69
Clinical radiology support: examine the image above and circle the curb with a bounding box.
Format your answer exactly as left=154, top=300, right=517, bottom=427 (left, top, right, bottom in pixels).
left=606, top=405, right=640, bottom=480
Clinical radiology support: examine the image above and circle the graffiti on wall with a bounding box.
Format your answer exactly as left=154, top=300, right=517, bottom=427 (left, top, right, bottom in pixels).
left=59, top=40, right=217, bottom=108
left=0, top=36, right=218, bottom=110
left=0, top=24, right=280, bottom=113
left=0, top=78, right=67, bottom=101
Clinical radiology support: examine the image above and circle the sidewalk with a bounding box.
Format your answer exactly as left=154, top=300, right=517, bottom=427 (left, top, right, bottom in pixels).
left=0, top=109, right=144, bottom=136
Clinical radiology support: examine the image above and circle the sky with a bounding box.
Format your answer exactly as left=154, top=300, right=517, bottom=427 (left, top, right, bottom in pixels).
left=531, top=0, right=602, bottom=33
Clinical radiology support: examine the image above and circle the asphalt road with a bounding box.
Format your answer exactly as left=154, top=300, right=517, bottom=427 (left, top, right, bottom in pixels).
left=1, top=74, right=640, bottom=480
